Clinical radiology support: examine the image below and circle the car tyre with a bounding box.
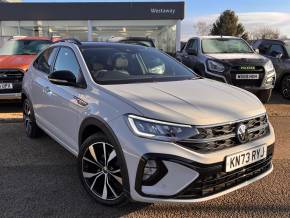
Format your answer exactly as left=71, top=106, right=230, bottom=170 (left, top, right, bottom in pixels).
left=281, top=75, right=290, bottom=100
left=257, top=89, right=272, bottom=103
left=78, top=133, right=129, bottom=206
left=23, top=98, right=41, bottom=138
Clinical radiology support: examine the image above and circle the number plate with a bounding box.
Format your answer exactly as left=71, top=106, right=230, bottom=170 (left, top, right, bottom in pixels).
left=225, top=145, right=267, bottom=172
left=236, top=74, right=259, bottom=80
left=0, top=83, right=13, bottom=90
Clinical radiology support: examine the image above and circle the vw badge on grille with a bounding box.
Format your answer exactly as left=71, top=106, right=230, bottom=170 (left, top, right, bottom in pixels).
left=236, top=124, right=248, bottom=143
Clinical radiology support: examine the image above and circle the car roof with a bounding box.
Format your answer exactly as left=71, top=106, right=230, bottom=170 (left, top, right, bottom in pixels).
left=79, top=41, right=151, bottom=50
left=193, top=36, right=241, bottom=40
left=52, top=39, right=156, bottom=50
left=256, top=39, right=284, bottom=44
left=119, top=37, right=154, bottom=41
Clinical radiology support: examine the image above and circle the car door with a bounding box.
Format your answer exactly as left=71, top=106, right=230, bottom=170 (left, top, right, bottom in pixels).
left=275, top=43, right=290, bottom=82
left=44, top=47, right=88, bottom=152
left=182, top=39, right=200, bottom=72
left=283, top=48, right=290, bottom=80
left=30, top=46, right=59, bottom=127
left=263, top=43, right=287, bottom=78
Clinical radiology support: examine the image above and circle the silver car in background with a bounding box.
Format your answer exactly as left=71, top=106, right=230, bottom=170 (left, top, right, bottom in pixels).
left=22, top=39, right=275, bottom=206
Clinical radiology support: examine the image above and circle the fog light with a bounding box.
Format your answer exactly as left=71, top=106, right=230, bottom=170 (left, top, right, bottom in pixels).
left=143, top=160, right=157, bottom=181
left=266, top=77, right=274, bottom=84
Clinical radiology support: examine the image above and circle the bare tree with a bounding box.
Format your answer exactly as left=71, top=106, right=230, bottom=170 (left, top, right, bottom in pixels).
left=193, top=21, right=211, bottom=36
left=250, top=26, right=280, bottom=39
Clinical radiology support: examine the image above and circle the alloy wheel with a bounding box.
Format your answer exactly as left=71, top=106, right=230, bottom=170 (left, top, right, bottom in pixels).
left=82, top=142, right=123, bottom=201
left=23, top=100, right=33, bottom=135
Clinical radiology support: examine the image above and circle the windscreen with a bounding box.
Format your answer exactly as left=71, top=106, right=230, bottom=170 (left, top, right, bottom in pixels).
left=202, top=38, right=253, bottom=54
left=82, top=46, right=196, bottom=84
left=0, top=40, right=51, bottom=55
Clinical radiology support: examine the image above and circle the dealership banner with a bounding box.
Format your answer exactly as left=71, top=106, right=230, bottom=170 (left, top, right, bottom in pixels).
left=0, top=2, right=184, bottom=20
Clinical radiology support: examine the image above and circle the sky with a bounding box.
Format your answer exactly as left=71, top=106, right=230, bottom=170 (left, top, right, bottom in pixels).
left=20, top=0, right=290, bottom=40
left=182, top=0, right=290, bottom=40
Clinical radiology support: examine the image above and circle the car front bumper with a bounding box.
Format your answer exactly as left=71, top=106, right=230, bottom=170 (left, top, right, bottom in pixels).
left=0, top=69, right=24, bottom=100
left=0, top=93, right=22, bottom=100
left=204, top=68, right=276, bottom=91
left=109, top=117, right=275, bottom=203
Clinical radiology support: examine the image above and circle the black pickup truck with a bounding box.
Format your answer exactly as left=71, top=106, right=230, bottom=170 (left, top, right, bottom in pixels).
left=252, top=39, right=290, bottom=99
left=176, top=36, right=276, bottom=103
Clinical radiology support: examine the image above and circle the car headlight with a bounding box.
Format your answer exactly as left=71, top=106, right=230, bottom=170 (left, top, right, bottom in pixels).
left=265, top=60, right=274, bottom=72
left=127, top=115, right=198, bottom=141
left=207, top=60, right=225, bottom=73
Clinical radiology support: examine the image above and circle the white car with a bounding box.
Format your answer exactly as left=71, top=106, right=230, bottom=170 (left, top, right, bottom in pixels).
left=22, top=39, right=275, bottom=206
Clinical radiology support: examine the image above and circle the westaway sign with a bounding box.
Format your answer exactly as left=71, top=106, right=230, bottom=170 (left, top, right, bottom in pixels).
left=150, top=8, right=176, bottom=15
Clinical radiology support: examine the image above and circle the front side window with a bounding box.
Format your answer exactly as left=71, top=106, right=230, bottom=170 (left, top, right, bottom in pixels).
left=0, top=40, right=51, bottom=55
left=53, top=47, right=81, bottom=79
left=186, top=39, right=198, bottom=51
left=34, top=47, right=58, bottom=74
left=256, top=42, right=271, bottom=55
left=267, top=44, right=285, bottom=57
left=202, top=38, right=253, bottom=54
left=81, top=46, right=196, bottom=84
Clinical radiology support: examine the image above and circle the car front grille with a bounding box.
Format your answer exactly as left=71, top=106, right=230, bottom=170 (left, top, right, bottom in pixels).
left=0, top=69, right=24, bottom=94
left=178, top=114, right=269, bottom=153
left=230, top=66, right=265, bottom=87
left=177, top=146, right=273, bottom=199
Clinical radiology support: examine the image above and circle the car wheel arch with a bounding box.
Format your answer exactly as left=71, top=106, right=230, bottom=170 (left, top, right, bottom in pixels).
left=279, top=73, right=290, bottom=99
left=21, top=89, right=33, bottom=105
left=78, top=116, right=131, bottom=196
left=79, top=116, right=116, bottom=147
left=279, top=72, right=290, bottom=87
left=21, top=93, right=27, bottom=104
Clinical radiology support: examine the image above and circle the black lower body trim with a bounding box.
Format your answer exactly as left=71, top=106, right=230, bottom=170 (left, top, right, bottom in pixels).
left=135, top=144, right=274, bottom=200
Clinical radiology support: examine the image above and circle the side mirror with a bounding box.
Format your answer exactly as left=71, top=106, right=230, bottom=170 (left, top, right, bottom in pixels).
left=275, top=52, right=283, bottom=59
left=48, top=70, right=77, bottom=87
left=255, top=48, right=260, bottom=53
left=187, top=48, right=197, bottom=56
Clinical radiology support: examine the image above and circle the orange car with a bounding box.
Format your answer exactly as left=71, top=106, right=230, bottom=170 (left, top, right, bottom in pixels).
left=0, top=37, right=52, bottom=100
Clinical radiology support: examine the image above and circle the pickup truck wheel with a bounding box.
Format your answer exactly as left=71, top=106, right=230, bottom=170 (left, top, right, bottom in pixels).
left=23, top=98, right=41, bottom=138
left=78, top=133, right=129, bottom=206
left=281, top=75, right=290, bottom=99
left=257, top=89, right=272, bottom=103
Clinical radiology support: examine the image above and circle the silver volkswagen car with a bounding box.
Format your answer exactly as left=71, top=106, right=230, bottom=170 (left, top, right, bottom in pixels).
left=22, top=39, right=275, bottom=206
